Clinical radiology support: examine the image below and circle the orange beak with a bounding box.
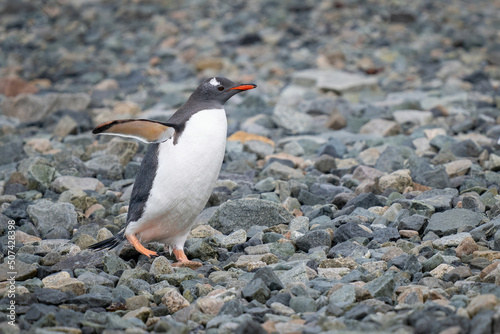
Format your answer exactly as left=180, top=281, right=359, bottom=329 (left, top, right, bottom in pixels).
left=228, top=84, right=257, bottom=91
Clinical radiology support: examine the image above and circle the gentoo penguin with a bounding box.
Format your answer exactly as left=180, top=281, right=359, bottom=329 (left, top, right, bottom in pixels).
left=88, top=77, right=256, bottom=268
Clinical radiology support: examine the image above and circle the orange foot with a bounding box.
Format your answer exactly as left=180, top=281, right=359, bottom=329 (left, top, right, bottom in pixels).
left=126, top=234, right=158, bottom=258
left=171, top=249, right=202, bottom=269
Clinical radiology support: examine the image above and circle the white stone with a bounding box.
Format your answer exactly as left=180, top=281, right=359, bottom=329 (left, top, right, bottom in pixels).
left=432, top=232, right=472, bottom=250
left=293, top=69, right=378, bottom=93
left=393, top=110, right=433, bottom=126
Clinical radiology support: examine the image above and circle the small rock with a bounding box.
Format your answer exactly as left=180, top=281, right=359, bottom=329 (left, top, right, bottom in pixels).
left=360, top=119, right=400, bottom=137
left=242, top=278, right=271, bottom=303
left=296, top=230, right=332, bottom=252
left=27, top=200, right=78, bottom=238
left=51, top=176, right=104, bottom=193
left=244, top=140, right=274, bottom=159
left=399, top=230, right=419, bottom=238
left=1, top=92, right=90, bottom=122
left=254, top=177, right=276, bottom=192
left=94, top=78, right=119, bottom=90
left=328, top=284, right=357, bottom=304
left=254, top=267, right=284, bottom=291
left=84, top=155, right=124, bottom=180
left=429, top=263, right=454, bottom=279
left=122, top=306, right=153, bottom=323
left=432, top=232, right=472, bottom=250
left=42, top=271, right=85, bottom=296
left=235, top=254, right=279, bottom=269
left=444, top=159, right=473, bottom=177
left=329, top=241, right=370, bottom=259
left=227, top=131, right=275, bottom=146
left=393, top=110, right=433, bottom=126
left=489, top=154, right=500, bottom=172
left=345, top=192, right=384, bottom=209
left=378, top=169, right=413, bottom=193
left=333, top=222, right=372, bottom=244
left=289, top=296, right=317, bottom=313
left=293, top=69, right=378, bottom=93
left=455, top=236, right=479, bottom=257
left=126, top=295, right=150, bottom=311
left=397, top=286, right=426, bottom=305
left=185, top=238, right=217, bottom=261
left=352, top=165, right=386, bottom=182
left=425, top=208, right=483, bottom=236
left=466, top=294, right=499, bottom=317
left=364, top=273, right=396, bottom=299
left=0, top=76, right=38, bottom=97
left=289, top=216, right=309, bottom=234
left=270, top=302, right=295, bottom=316
left=314, top=154, right=337, bottom=173
left=77, top=270, right=114, bottom=289
left=222, top=229, right=247, bottom=249
left=277, top=262, right=310, bottom=286
left=161, top=287, right=190, bottom=314
left=195, top=294, right=224, bottom=315
left=283, top=141, right=305, bottom=156
left=103, top=253, right=130, bottom=275
left=150, top=256, right=174, bottom=280
left=208, top=199, right=293, bottom=235
left=413, top=188, right=458, bottom=212
left=35, top=288, right=69, bottom=305
left=261, top=161, right=304, bottom=180
left=422, top=253, right=444, bottom=272
left=53, top=115, right=78, bottom=137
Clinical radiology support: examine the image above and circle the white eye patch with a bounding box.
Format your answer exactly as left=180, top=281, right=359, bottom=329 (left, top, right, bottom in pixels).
left=209, top=78, right=220, bottom=86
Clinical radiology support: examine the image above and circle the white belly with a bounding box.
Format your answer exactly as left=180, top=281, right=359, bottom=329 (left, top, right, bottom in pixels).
left=125, top=108, right=227, bottom=249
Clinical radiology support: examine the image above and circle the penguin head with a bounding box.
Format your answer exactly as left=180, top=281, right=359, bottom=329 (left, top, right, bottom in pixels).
left=194, top=77, right=257, bottom=105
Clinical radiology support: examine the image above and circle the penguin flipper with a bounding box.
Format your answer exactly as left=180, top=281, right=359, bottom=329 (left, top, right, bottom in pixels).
left=92, top=119, right=176, bottom=143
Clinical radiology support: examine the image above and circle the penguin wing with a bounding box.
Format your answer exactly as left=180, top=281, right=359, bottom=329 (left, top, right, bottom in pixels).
left=93, top=119, right=176, bottom=143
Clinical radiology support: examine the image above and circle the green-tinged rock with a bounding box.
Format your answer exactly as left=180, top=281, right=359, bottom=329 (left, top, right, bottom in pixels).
left=185, top=238, right=218, bottom=261
left=208, top=199, right=294, bottom=235
left=72, top=233, right=97, bottom=249
left=424, top=208, right=484, bottom=236
left=158, top=268, right=196, bottom=286
left=117, top=269, right=152, bottom=286
left=268, top=242, right=296, bottom=259
left=103, top=253, right=130, bottom=275
left=289, top=296, right=317, bottom=313
left=364, top=273, right=396, bottom=299
left=276, top=262, right=309, bottom=287
left=26, top=199, right=78, bottom=238
left=242, top=278, right=271, bottom=303
left=106, top=138, right=139, bottom=166
left=122, top=306, right=153, bottom=323
left=328, top=284, right=356, bottom=305
left=410, top=201, right=436, bottom=217
left=27, top=163, right=57, bottom=192
left=422, top=253, right=444, bottom=272
left=150, top=256, right=174, bottom=280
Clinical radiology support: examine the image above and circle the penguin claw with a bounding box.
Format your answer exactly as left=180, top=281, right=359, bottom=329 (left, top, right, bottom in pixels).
left=144, top=250, right=159, bottom=258
left=126, top=234, right=158, bottom=258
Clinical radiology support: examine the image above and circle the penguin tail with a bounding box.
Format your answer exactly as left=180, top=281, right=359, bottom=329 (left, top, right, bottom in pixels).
left=87, top=230, right=126, bottom=251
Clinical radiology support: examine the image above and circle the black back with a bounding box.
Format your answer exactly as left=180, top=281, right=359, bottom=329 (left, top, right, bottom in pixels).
left=127, top=143, right=160, bottom=223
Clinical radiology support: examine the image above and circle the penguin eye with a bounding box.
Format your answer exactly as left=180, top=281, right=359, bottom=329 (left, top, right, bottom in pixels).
left=218, top=86, right=224, bottom=91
